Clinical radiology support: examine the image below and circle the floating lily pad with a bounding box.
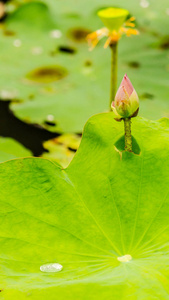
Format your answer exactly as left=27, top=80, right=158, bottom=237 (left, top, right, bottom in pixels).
left=0, top=137, right=31, bottom=162
left=0, top=0, right=167, bottom=135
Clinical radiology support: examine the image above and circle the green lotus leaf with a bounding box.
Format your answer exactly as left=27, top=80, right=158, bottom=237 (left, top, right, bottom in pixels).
left=0, top=137, right=31, bottom=162
left=5, top=2, right=56, bottom=33
left=1, top=113, right=169, bottom=299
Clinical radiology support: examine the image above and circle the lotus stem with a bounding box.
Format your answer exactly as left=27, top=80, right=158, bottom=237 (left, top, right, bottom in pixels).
left=110, top=42, right=118, bottom=110
left=123, top=118, right=132, bottom=152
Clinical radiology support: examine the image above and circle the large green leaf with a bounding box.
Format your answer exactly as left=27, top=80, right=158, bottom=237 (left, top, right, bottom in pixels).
left=0, top=137, right=31, bottom=162
left=0, top=1, right=168, bottom=134
left=1, top=113, right=169, bottom=299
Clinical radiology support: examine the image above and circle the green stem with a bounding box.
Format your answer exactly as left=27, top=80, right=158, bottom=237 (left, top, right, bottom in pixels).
left=110, top=42, right=118, bottom=110
left=123, top=118, right=132, bottom=152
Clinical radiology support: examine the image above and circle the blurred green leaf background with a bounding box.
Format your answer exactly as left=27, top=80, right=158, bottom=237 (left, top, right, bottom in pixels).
left=0, top=0, right=169, bottom=165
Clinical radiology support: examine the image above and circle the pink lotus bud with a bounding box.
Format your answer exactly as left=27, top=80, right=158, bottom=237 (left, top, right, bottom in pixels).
left=111, top=74, right=139, bottom=119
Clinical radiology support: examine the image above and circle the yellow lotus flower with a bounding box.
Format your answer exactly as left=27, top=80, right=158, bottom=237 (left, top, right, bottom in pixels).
left=87, top=7, right=139, bottom=50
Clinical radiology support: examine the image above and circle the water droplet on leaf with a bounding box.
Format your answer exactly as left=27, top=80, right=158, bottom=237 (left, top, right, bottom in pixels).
left=117, top=254, right=132, bottom=263
left=13, top=39, right=22, bottom=47
left=140, top=0, right=149, bottom=8
left=50, top=29, right=62, bottom=39
left=47, top=114, right=55, bottom=122
left=31, top=47, right=43, bottom=55
left=0, top=89, right=18, bottom=99
left=40, top=263, right=63, bottom=273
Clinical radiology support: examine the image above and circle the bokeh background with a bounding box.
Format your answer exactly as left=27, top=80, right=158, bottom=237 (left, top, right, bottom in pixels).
left=0, top=0, right=169, bottom=166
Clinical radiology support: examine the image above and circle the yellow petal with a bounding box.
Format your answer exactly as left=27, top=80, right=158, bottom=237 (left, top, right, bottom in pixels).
left=128, top=16, right=136, bottom=21
left=104, top=36, right=113, bottom=48
left=126, top=28, right=139, bottom=36
left=125, top=22, right=136, bottom=28
left=87, top=28, right=107, bottom=50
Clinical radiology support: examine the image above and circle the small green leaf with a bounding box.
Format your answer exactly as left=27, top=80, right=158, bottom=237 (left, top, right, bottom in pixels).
left=6, top=2, right=56, bottom=33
